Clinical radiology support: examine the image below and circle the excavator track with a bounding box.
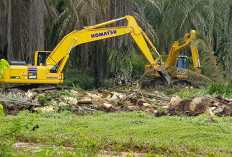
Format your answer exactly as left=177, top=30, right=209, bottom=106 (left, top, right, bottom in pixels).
left=141, top=77, right=168, bottom=88
left=2, top=84, right=71, bottom=93
left=141, top=78, right=206, bottom=88
left=141, top=67, right=211, bottom=88
left=168, top=67, right=211, bottom=87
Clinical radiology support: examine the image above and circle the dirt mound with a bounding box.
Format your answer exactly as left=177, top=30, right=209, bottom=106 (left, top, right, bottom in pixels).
left=169, top=95, right=232, bottom=116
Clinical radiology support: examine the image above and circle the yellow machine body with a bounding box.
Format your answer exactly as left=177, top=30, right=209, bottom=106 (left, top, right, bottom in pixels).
left=1, top=66, right=63, bottom=84
left=0, top=15, right=170, bottom=84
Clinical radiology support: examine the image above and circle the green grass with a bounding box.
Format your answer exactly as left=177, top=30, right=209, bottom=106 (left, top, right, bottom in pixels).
left=1, top=111, right=232, bottom=156
left=164, top=88, right=206, bottom=99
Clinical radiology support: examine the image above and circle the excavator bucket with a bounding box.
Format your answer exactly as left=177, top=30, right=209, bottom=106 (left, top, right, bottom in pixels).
left=145, top=63, right=171, bottom=86
left=157, top=70, right=171, bottom=85
left=156, top=63, right=171, bottom=85
left=141, top=65, right=171, bottom=88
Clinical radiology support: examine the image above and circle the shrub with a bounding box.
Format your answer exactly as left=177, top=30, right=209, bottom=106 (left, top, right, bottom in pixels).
left=0, top=104, right=4, bottom=117
left=0, top=59, right=9, bottom=78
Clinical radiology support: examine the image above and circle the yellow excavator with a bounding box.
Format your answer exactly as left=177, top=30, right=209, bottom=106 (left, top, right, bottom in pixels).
left=143, top=30, right=209, bottom=87
left=0, top=15, right=170, bottom=85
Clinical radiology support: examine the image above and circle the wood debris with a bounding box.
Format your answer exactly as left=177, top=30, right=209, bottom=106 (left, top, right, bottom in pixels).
left=33, top=106, right=54, bottom=112
left=78, top=97, right=92, bottom=104
left=2, top=86, right=232, bottom=118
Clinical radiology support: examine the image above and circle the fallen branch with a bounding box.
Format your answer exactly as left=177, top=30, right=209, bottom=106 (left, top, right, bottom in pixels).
left=0, top=92, right=40, bottom=106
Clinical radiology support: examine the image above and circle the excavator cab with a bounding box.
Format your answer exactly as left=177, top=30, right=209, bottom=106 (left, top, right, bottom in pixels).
left=176, top=56, right=188, bottom=69
left=34, top=51, right=58, bottom=73
left=34, top=51, right=51, bottom=66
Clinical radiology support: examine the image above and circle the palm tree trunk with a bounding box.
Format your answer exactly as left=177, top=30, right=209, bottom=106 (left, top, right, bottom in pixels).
left=7, top=0, right=12, bottom=60
left=0, top=0, right=7, bottom=58
left=28, top=0, right=45, bottom=62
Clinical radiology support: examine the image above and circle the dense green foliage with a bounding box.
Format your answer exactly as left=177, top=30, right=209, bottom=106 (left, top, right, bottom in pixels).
left=206, top=82, right=232, bottom=98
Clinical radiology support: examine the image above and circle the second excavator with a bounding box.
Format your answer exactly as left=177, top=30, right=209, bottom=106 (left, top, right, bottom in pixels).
left=143, top=30, right=210, bottom=87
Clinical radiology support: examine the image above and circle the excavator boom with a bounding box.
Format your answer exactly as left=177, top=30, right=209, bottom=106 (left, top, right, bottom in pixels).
left=47, top=16, right=162, bottom=71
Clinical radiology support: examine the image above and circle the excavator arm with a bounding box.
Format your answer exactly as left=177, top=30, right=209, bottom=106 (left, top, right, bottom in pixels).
left=165, top=30, right=201, bottom=72
left=46, top=15, right=170, bottom=84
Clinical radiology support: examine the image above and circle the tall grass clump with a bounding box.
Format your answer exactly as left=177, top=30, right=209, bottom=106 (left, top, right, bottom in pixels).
left=63, top=69, right=94, bottom=90
left=206, top=82, right=232, bottom=98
